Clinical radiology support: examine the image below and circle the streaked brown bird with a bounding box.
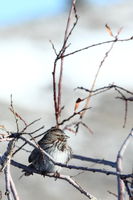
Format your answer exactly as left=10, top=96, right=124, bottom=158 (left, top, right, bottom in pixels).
left=27, top=128, right=72, bottom=175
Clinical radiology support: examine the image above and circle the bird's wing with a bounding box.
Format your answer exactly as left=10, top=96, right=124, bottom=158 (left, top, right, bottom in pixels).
left=28, top=149, right=39, bottom=163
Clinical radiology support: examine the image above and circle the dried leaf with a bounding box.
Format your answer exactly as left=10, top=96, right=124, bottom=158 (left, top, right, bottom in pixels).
left=0, top=125, right=5, bottom=129
left=74, top=98, right=82, bottom=112
left=105, top=24, right=114, bottom=37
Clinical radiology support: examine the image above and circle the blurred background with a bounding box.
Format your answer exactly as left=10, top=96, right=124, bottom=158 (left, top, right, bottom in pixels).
left=0, top=0, right=133, bottom=199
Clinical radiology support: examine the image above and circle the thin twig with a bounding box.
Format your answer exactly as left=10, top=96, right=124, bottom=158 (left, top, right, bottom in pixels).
left=19, top=136, right=55, bottom=164
left=115, top=87, right=128, bottom=128
left=58, top=107, right=90, bottom=126
left=80, top=39, right=116, bottom=119
left=25, top=126, right=45, bottom=135
left=107, top=190, right=118, bottom=198
left=77, top=84, right=133, bottom=127
left=52, top=0, right=78, bottom=125
left=11, top=125, right=44, bottom=156
left=21, top=118, right=42, bottom=133
left=77, top=84, right=133, bottom=96
left=14, top=144, right=31, bottom=154
left=9, top=95, right=19, bottom=132
left=47, top=173, right=97, bottom=200
left=13, top=142, right=27, bottom=156
left=63, top=120, right=94, bottom=134
left=57, top=0, right=77, bottom=119
left=49, top=40, right=58, bottom=56
left=63, top=36, right=133, bottom=58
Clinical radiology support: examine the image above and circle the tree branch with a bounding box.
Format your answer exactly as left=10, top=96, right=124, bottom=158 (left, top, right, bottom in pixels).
left=52, top=0, right=78, bottom=125
left=116, top=128, right=133, bottom=200
left=72, top=154, right=116, bottom=168
left=47, top=174, right=97, bottom=200
left=63, top=36, right=133, bottom=58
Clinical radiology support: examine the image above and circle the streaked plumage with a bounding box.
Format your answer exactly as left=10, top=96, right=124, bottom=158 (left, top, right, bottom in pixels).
left=28, top=128, right=72, bottom=174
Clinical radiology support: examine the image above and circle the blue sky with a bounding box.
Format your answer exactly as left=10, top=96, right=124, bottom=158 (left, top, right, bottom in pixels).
left=0, top=0, right=121, bottom=27
left=0, top=0, right=65, bottom=26
left=90, top=0, right=120, bottom=5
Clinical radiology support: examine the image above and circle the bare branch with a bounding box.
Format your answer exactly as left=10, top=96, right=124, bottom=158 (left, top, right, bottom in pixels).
left=4, top=160, right=12, bottom=200
left=57, top=0, right=78, bottom=121
left=58, top=107, right=90, bottom=126
left=63, top=36, right=133, bottom=58
left=18, top=136, right=55, bottom=164
left=9, top=157, right=133, bottom=180
left=21, top=118, right=42, bottom=133
left=4, top=131, right=132, bottom=181
left=9, top=95, right=19, bottom=132
left=0, top=140, right=16, bottom=171
left=9, top=95, right=27, bottom=130
left=49, top=40, right=58, bottom=56
left=116, top=129, right=133, bottom=199
left=107, top=190, right=118, bottom=198
left=122, top=178, right=133, bottom=198
left=76, top=84, right=133, bottom=96
left=4, top=155, right=20, bottom=200
left=63, top=120, right=93, bottom=135
left=12, top=124, right=44, bottom=156
left=52, top=0, right=78, bottom=125
left=10, top=176, right=20, bottom=200
left=47, top=174, right=97, bottom=200
left=72, top=154, right=116, bottom=168
left=5, top=160, right=97, bottom=199
left=80, top=38, right=117, bottom=119
left=76, top=84, right=133, bottom=127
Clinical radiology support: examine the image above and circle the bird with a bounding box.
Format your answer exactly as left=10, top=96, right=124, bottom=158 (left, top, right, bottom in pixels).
left=26, top=128, right=72, bottom=175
